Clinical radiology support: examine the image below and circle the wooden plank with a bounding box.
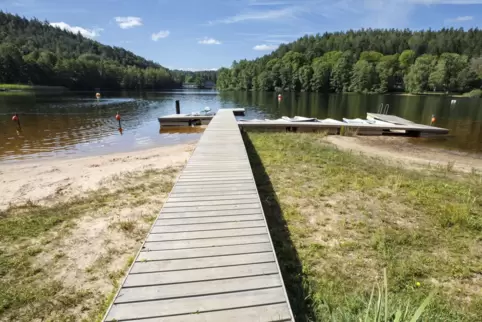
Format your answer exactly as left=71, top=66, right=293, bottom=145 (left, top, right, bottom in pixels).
left=143, top=235, right=270, bottom=251
left=171, top=187, right=257, bottom=194
left=158, top=208, right=262, bottom=219
left=146, top=227, right=267, bottom=242
left=106, top=288, right=287, bottom=321
left=151, top=220, right=266, bottom=232
left=123, top=262, right=279, bottom=287
left=115, top=275, right=282, bottom=303
left=167, top=193, right=260, bottom=203
left=155, top=214, right=264, bottom=225
left=164, top=198, right=259, bottom=207
left=137, top=243, right=273, bottom=261
left=160, top=204, right=261, bottom=213
left=118, top=304, right=291, bottom=322
left=131, top=252, right=274, bottom=274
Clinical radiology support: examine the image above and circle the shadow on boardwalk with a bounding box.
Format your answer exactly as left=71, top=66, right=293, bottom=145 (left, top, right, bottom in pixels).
left=243, top=132, right=316, bottom=322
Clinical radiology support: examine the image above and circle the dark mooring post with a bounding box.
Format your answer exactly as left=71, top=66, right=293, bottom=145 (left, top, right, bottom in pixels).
left=175, top=100, right=180, bottom=114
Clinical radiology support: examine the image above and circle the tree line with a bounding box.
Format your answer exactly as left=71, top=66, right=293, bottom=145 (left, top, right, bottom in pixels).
left=170, top=70, right=217, bottom=87
left=216, top=29, right=482, bottom=94
left=0, top=11, right=178, bottom=90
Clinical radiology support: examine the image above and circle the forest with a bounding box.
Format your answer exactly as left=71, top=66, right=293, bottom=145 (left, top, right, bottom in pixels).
left=217, top=29, right=482, bottom=95
left=0, top=11, right=211, bottom=90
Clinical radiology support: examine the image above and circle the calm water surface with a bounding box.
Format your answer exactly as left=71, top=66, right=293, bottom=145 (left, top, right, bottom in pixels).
left=0, top=90, right=481, bottom=162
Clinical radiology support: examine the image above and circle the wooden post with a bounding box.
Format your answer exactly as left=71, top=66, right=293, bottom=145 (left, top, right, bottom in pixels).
left=175, top=100, right=180, bottom=114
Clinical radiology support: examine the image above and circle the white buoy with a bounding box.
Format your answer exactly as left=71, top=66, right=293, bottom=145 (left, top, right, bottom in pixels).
left=203, top=106, right=211, bottom=112
left=451, top=99, right=457, bottom=105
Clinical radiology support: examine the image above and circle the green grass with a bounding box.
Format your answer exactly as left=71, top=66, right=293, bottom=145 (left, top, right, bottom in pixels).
left=0, top=167, right=179, bottom=322
left=245, top=132, right=482, bottom=322
left=462, top=89, right=482, bottom=98
left=0, top=84, right=67, bottom=91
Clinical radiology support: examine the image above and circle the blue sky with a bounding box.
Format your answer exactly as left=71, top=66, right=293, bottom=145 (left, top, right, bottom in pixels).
left=1, top=0, right=482, bottom=70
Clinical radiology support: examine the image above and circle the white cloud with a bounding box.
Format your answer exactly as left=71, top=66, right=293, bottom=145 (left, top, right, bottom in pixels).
left=445, top=15, right=474, bottom=22
left=152, top=30, right=170, bottom=41
left=209, top=7, right=300, bottom=24
left=115, top=16, right=143, bottom=29
left=49, top=22, right=102, bottom=38
left=253, top=44, right=279, bottom=51
left=198, top=37, right=222, bottom=45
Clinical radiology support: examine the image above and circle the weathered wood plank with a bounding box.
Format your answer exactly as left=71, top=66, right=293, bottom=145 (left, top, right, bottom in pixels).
left=137, top=243, right=273, bottom=261
left=167, top=193, right=259, bottom=203
left=164, top=198, right=259, bottom=207
left=131, top=252, right=274, bottom=273
left=115, top=275, right=282, bottom=303
left=118, top=304, right=292, bottom=322
left=142, top=235, right=270, bottom=251
left=160, top=204, right=261, bottom=213
left=158, top=209, right=262, bottom=219
left=123, top=262, right=279, bottom=288
left=155, top=214, right=264, bottom=226
left=146, top=227, right=267, bottom=242
left=152, top=220, right=266, bottom=232
left=106, top=288, right=287, bottom=321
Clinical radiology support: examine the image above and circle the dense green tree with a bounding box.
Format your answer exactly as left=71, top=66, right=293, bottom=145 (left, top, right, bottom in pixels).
left=331, top=52, right=353, bottom=92
left=213, top=27, right=482, bottom=94
left=350, top=60, right=378, bottom=92
left=0, top=11, right=178, bottom=89
left=404, top=54, right=437, bottom=93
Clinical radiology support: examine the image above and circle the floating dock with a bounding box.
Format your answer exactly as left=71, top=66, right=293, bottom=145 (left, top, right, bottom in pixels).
left=159, top=110, right=449, bottom=137
left=104, top=109, right=294, bottom=322
left=158, top=108, right=245, bottom=126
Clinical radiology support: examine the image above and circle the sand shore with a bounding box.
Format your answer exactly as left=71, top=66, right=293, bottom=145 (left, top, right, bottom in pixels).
left=0, top=143, right=195, bottom=210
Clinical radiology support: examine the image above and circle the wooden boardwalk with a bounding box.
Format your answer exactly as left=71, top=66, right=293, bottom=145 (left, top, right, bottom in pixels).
left=103, top=109, right=294, bottom=322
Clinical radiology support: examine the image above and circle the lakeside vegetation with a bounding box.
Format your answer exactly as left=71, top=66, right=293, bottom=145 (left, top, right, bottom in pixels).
left=245, top=132, right=482, bottom=321
left=217, top=29, right=482, bottom=94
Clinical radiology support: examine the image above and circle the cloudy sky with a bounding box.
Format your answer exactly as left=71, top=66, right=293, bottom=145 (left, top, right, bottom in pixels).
left=1, top=0, right=481, bottom=70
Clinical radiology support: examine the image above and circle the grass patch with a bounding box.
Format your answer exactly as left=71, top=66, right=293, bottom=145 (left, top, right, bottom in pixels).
left=245, top=132, right=482, bottom=322
left=0, top=167, right=179, bottom=322
left=0, top=84, right=67, bottom=91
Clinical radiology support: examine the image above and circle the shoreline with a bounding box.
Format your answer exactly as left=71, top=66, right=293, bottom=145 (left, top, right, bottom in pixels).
left=0, top=142, right=196, bottom=210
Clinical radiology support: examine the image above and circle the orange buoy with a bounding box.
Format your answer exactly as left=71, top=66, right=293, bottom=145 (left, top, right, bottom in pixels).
left=96, top=92, right=101, bottom=99
left=12, top=114, right=19, bottom=122
left=431, top=115, right=436, bottom=125
left=115, top=113, right=121, bottom=121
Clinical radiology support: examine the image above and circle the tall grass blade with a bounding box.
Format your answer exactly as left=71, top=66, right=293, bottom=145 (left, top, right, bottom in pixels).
left=374, top=282, right=382, bottom=322
left=365, top=285, right=375, bottom=322
left=409, top=290, right=436, bottom=322
left=393, top=309, right=402, bottom=322
left=383, top=268, right=388, bottom=322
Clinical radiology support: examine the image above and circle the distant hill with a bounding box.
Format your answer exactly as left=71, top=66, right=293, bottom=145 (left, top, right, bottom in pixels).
left=217, top=29, right=482, bottom=94
left=0, top=11, right=175, bottom=90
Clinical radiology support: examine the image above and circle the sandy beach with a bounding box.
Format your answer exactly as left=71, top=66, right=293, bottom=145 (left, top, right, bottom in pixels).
left=0, top=143, right=195, bottom=210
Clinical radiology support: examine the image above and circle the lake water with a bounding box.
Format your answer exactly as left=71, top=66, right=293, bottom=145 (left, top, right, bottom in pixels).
left=0, top=90, right=481, bottom=162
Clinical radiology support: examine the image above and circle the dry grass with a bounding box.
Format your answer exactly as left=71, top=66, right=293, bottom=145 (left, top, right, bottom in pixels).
left=0, top=167, right=180, bottom=322
left=245, top=132, right=482, bottom=322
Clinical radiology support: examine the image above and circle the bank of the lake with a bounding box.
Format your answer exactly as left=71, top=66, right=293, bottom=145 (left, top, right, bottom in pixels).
left=245, top=131, right=482, bottom=321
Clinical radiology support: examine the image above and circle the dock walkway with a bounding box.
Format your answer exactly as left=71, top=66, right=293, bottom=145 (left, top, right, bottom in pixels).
left=103, top=109, right=294, bottom=322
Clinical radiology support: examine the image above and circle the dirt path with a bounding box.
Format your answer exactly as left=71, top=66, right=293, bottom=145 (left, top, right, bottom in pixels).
left=326, top=136, right=482, bottom=173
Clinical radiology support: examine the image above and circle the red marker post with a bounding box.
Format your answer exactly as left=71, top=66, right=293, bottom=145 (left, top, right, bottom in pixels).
left=116, top=112, right=123, bottom=134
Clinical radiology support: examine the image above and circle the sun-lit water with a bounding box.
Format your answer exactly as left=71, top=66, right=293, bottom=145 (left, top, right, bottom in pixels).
left=0, top=90, right=481, bottom=162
